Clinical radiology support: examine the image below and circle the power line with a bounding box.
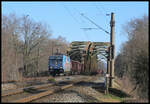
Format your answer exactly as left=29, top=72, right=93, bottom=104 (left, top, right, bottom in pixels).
left=81, top=13, right=110, bottom=35
left=73, top=7, right=95, bottom=41
left=97, top=3, right=108, bottom=14
left=62, top=4, right=89, bottom=41
left=94, top=3, right=109, bottom=25
left=76, top=7, right=100, bottom=40
left=63, top=4, right=81, bottom=25
left=73, top=7, right=85, bottom=24
left=80, top=28, right=98, bottom=31
left=94, top=3, right=105, bottom=16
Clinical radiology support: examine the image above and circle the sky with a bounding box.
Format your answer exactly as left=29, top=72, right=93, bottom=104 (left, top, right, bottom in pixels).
left=2, top=1, right=149, bottom=56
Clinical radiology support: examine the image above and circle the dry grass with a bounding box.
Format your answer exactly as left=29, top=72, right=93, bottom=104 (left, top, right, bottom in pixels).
left=115, top=76, right=149, bottom=103
left=115, top=76, right=135, bottom=95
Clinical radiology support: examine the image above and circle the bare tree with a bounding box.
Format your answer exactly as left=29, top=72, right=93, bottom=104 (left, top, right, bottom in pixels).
left=2, top=13, right=70, bottom=80
left=19, top=15, right=51, bottom=76
left=2, top=13, right=22, bottom=81
left=115, top=15, right=148, bottom=99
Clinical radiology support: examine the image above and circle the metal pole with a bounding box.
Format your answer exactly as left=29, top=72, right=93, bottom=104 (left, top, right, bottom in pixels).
left=110, top=12, right=115, bottom=88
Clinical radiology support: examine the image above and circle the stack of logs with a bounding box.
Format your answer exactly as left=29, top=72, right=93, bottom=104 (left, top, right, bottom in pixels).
left=67, top=41, right=110, bottom=74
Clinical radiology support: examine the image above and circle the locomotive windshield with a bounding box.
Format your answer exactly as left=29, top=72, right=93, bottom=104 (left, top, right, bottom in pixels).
left=51, top=59, right=62, bottom=65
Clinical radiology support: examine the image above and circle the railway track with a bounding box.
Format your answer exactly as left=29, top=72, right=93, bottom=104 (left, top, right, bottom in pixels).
left=2, top=83, right=54, bottom=97
left=2, top=75, right=97, bottom=103
left=13, top=83, right=74, bottom=102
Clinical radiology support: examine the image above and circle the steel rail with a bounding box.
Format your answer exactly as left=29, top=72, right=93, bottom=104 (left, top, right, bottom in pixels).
left=2, top=83, right=53, bottom=97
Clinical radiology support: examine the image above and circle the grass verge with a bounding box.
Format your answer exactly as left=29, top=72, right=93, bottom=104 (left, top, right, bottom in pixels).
left=48, top=78, right=56, bottom=83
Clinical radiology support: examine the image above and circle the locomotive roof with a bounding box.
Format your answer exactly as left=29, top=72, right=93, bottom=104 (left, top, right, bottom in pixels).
left=49, top=55, right=69, bottom=59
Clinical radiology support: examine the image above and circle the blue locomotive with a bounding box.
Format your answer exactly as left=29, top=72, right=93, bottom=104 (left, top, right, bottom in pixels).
left=48, top=55, right=71, bottom=76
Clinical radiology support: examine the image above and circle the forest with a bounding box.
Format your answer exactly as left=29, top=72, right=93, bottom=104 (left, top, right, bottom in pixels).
left=114, top=15, right=149, bottom=99
left=2, top=13, right=69, bottom=81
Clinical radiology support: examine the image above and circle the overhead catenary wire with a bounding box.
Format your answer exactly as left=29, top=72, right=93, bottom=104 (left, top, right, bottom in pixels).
left=62, top=4, right=86, bottom=41
left=80, top=13, right=110, bottom=35
left=93, top=3, right=110, bottom=25
left=93, top=3, right=105, bottom=16
left=62, top=4, right=92, bottom=41
left=73, top=7, right=95, bottom=42
left=94, top=2, right=109, bottom=15
left=80, top=28, right=98, bottom=30
left=63, top=4, right=81, bottom=25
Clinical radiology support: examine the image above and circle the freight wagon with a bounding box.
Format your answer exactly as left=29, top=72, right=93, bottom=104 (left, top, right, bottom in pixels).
left=71, top=60, right=82, bottom=75
left=48, top=54, right=82, bottom=77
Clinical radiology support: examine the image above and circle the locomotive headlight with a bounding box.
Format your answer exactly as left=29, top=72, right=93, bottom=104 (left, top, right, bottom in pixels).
left=60, top=67, right=62, bottom=69
left=50, top=67, right=53, bottom=69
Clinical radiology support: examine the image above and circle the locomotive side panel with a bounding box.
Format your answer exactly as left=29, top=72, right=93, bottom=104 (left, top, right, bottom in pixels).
left=63, top=56, right=71, bottom=72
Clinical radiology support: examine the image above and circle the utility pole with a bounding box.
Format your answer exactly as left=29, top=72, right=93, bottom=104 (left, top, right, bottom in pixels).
left=109, top=12, right=115, bottom=88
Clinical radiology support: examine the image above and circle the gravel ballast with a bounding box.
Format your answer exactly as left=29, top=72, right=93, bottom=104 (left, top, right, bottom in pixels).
left=33, top=85, right=103, bottom=103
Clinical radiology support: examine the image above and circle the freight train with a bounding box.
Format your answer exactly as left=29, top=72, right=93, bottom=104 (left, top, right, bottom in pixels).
left=48, top=54, right=82, bottom=76
left=48, top=54, right=104, bottom=77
